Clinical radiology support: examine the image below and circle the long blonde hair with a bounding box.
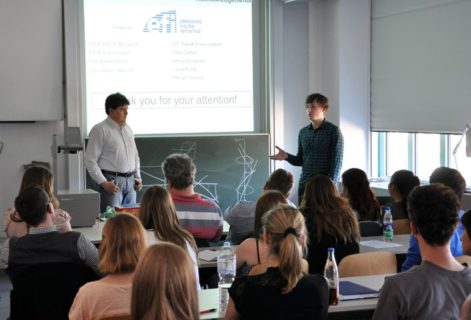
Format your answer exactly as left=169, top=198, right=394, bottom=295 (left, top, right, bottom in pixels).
left=262, top=205, right=307, bottom=293
left=301, top=175, right=360, bottom=243
left=99, top=213, right=147, bottom=274
left=131, top=243, right=199, bottom=320
left=140, top=186, right=197, bottom=253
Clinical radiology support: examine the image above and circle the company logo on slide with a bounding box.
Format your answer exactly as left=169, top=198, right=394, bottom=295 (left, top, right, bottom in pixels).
left=143, top=10, right=177, bottom=33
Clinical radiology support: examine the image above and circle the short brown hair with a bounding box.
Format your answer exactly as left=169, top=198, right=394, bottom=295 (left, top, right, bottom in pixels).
left=305, top=93, right=328, bottom=109
left=265, top=169, right=294, bottom=197
left=99, top=213, right=147, bottom=273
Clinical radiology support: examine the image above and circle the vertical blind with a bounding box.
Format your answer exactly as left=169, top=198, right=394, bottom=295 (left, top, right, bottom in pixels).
left=371, top=0, right=471, bottom=133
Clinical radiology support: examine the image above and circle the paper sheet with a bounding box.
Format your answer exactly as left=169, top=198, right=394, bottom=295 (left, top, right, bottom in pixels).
left=199, top=249, right=220, bottom=261
left=360, top=240, right=402, bottom=249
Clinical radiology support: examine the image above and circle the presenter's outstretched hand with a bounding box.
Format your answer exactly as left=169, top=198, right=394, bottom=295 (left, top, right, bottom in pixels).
left=270, top=146, right=288, bottom=161
left=101, top=180, right=120, bottom=194
left=134, top=178, right=143, bottom=192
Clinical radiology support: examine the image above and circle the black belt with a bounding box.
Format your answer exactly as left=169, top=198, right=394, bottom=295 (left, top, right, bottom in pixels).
left=101, top=169, right=135, bottom=178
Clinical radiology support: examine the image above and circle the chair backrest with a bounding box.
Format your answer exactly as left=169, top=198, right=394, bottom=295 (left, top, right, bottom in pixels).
left=338, top=251, right=397, bottom=277
left=393, top=219, right=411, bottom=235
left=10, top=262, right=99, bottom=320
left=359, top=221, right=383, bottom=237
left=456, top=255, right=471, bottom=266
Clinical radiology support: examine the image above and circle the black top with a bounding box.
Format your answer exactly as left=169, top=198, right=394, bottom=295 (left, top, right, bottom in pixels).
left=229, top=267, right=329, bottom=320
left=303, top=213, right=359, bottom=275
left=385, top=201, right=409, bottom=220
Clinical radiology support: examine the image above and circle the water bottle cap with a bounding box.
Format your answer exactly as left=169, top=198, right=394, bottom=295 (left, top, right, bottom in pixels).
left=328, top=247, right=335, bottom=253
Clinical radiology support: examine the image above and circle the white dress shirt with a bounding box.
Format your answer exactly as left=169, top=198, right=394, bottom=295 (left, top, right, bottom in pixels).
left=85, top=117, right=141, bottom=185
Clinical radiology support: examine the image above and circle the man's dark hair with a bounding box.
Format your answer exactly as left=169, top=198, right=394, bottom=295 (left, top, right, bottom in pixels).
left=429, top=167, right=466, bottom=203
left=162, top=153, right=196, bottom=189
left=305, top=93, right=328, bottom=109
left=265, top=169, right=294, bottom=197
left=408, top=183, right=459, bottom=246
left=105, top=92, right=130, bottom=114
left=462, top=210, right=471, bottom=239
left=14, top=186, right=50, bottom=227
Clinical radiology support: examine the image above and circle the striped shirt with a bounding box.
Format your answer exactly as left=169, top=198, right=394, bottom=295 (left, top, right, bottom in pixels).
left=287, top=120, right=344, bottom=186
left=171, top=192, right=223, bottom=241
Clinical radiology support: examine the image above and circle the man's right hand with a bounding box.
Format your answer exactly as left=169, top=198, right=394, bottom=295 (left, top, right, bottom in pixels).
left=269, top=146, right=288, bottom=161
left=100, top=180, right=120, bottom=194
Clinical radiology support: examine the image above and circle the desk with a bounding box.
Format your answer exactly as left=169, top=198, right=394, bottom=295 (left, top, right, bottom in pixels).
left=360, top=234, right=409, bottom=255
left=73, top=220, right=230, bottom=246
left=198, top=246, right=238, bottom=269
left=198, top=274, right=391, bottom=319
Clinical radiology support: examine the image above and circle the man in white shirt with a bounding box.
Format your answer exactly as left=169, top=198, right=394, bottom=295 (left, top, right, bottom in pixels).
left=85, top=92, right=142, bottom=212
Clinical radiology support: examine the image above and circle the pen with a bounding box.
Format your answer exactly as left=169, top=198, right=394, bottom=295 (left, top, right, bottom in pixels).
left=199, top=308, right=217, bottom=314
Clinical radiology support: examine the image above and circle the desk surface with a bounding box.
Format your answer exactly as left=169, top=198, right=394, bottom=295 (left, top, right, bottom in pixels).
left=73, top=220, right=230, bottom=245
left=199, top=274, right=390, bottom=319
left=360, top=234, right=409, bottom=255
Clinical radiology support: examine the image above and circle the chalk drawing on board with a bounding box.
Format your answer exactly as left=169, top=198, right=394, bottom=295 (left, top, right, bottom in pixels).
left=234, top=138, right=258, bottom=202
left=139, top=141, right=219, bottom=203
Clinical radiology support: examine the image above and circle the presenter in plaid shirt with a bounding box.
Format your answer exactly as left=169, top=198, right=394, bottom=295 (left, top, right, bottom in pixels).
left=270, top=93, right=344, bottom=204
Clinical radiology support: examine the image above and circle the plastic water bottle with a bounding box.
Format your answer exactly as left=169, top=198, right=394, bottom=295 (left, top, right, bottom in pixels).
left=323, top=247, right=339, bottom=305
left=217, top=241, right=236, bottom=312
left=383, top=206, right=394, bottom=241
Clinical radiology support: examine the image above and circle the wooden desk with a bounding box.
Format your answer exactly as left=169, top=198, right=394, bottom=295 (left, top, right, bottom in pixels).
left=198, top=274, right=391, bottom=319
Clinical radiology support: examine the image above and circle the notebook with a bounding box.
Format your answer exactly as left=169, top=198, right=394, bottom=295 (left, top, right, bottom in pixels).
left=339, top=280, right=380, bottom=301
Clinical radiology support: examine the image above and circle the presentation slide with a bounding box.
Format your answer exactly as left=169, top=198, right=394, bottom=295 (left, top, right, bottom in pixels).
left=83, top=0, right=253, bottom=135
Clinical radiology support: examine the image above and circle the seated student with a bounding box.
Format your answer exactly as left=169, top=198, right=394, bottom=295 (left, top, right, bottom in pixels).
left=69, top=213, right=147, bottom=320
left=373, top=184, right=471, bottom=320
left=235, top=190, right=288, bottom=276
left=224, top=168, right=295, bottom=245
left=461, top=295, right=471, bottom=320
left=226, top=205, right=329, bottom=320
left=131, top=243, right=199, bottom=320
left=341, top=168, right=381, bottom=221
left=139, top=185, right=200, bottom=288
left=0, top=186, right=100, bottom=277
left=386, top=169, right=420, bottom=220
left=402, top=167, right=466, bottom=271
left=461, top=210, right=471, bottom=256
left=4, top=166, right=71, bottom=238
left=300, top=175, right=360, bottom=274
left=162, top=153, right=223, bottom=246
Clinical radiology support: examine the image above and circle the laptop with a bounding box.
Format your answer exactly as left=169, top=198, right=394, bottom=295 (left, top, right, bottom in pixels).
left=56, top=189, right=100, bottom=228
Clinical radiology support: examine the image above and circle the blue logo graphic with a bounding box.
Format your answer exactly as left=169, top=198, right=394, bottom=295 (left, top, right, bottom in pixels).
left=143, top=10, right=177, bottom=33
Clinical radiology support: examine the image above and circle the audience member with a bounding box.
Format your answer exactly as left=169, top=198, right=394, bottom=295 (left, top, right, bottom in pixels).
left=226, top=205, right=329, bottom=320
left=0, top=186, right=99, bottom=277
left=224, top=168, right=295, bottom=244
left=461, top=294, right=471, bottom=320
left=402, top=166, right=466, bottom=271
left=341, top=168, right=381, bottom=221
left=162, top=153, right=223, bottom=246
left=140, top=185, right=200, bottom=288
left=386, top=169, right=420, bottom=220
left=3, top=166, right=71, bottom=238
left=131, top=243, right=199, bottom=320
left=235, top=190, right=288, bottom=276
left=69, top=213, right=147, bottom=319
left=300, top=175, right=360, bottom=274
left=461, top=210, right=471, bottom=256
left=373, top=184, right=471, bottom=319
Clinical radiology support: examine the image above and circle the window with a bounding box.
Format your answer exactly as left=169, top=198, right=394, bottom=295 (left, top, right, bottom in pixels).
left=372, top=132, right=471, bottom=186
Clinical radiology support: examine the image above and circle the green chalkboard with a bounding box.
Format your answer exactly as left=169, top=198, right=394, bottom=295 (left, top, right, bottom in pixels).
left=135, top=134, right=270, bottom=211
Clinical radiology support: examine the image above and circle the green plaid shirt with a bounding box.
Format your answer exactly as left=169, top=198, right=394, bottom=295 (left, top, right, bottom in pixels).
left=287, top=120, right=344, bottom=186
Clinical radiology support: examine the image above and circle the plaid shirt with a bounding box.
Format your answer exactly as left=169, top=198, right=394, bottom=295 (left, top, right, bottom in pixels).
left=287, top=120, right=344, bottom=186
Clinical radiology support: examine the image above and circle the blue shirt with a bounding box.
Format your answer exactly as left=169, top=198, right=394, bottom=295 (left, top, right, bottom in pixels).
left=286, top=120, right=344, bottom=185
left=401, top=210, right=465, bottom=272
